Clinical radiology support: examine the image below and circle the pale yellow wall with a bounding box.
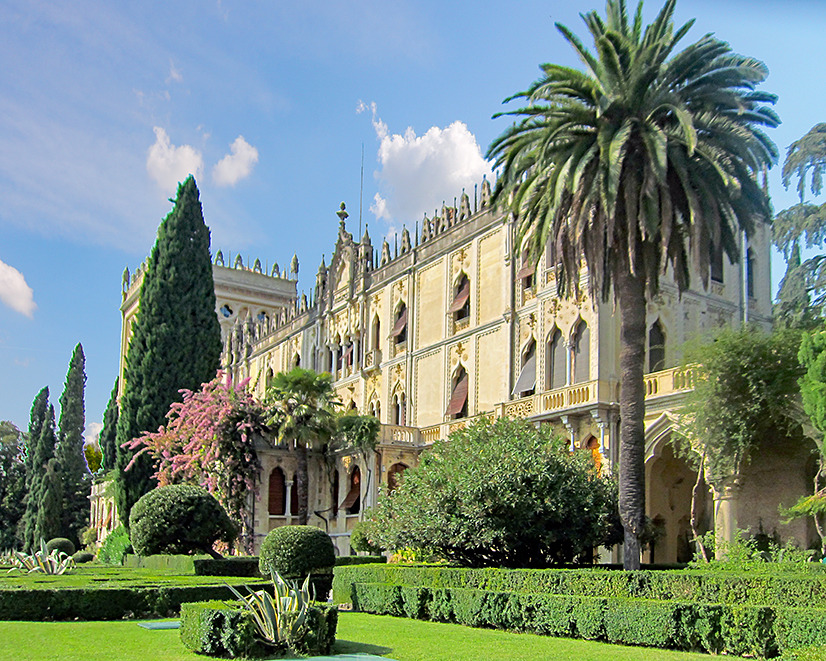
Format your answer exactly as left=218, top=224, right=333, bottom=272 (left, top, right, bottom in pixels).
left=413, top=349, right=445, bottom=428
left=475, top=326, right=507, bottom=415
left=415, top=260, right=445, bottom=349
left=477, top=229, right=506, bottom=325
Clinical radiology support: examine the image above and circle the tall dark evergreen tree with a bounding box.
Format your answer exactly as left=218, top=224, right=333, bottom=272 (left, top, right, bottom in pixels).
left=32, top=405, right=60, bottom=547
left=56, top=343, right=89, bottom=546
left=115, top=176, right=222, bottom=527
left=0, top=421, right=26, bottom=549
left=22, top=387, right=49, bottom=550
left=99, top=378, right=119, bottom=472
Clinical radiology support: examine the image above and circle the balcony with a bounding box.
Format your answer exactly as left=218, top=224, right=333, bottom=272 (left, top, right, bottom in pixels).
left=378, top=424, right=420, bottom=446
left=364, top=348, right=381, bottom=370
left=501, top=365, right=696, bottom=420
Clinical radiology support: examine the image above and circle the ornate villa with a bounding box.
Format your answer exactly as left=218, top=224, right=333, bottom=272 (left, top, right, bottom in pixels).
left=98, top=176, right=815, bottom=563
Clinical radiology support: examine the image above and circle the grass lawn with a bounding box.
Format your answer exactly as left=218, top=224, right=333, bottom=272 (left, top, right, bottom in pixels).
left=0, top=612, right=716, bottom=661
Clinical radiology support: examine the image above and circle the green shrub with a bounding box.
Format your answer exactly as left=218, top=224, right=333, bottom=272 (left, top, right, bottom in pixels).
left=259, top=526, right=335, bottom=598
left=366, top=417, right=622, bottom=567
left=72, top=551, right=94, bottom=564
left=350, top=521, right=382, bottom=555
left=46, top=538, right=76, bottom=556
left=97, top=525, right=132, bottom=565
left=335, top=555, right=387, bottom=567
left=179, top=600, right=263, bottom=657
left=194, top=557, right=262, bottom=577
left=129, top=485, right=237, bottom=557
left=123, top=553, right=206, bottom=572
left=180, top=600, right=338, bottom=658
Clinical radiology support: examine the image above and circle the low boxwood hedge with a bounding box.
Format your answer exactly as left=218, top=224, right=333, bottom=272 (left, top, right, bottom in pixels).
left=347, top=582, right=826, bottom=656
left=335, top=555, right=388, bottom=567
left=0, top=582, right=272, bottom=621
left=333, top=564, right=826, bottom=608
left=180, top=599, right=338, bottom=657
left=193, top=557, right=262, bottom=577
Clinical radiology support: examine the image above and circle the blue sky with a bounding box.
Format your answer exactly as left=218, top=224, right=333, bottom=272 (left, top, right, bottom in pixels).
left=1, top=0, right=824, bottom=436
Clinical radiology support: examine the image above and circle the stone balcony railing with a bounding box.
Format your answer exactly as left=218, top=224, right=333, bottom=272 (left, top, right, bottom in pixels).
left=377, top=366, right=696, bottom=446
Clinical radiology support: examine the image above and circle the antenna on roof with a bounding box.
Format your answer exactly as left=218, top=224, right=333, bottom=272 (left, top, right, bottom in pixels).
left=359, top=143, right=364, bottom=240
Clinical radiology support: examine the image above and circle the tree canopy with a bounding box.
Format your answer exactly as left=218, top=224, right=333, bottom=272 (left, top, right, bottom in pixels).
left=0, top=421, right=26, bottom=549
left=56, top=343, right=88, bottom=546
left=115, top=175, right=222, bottom=527
left=364, top=417, right=621, bottom=568
left=486, top=0, right=777, bottom=568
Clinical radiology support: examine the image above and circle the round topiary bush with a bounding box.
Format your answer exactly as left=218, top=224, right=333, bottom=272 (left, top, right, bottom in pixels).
left=129, top=485, right=238, bottom=558
left=46, top=538, right=76, bottom=556
left=349, top=521, right=382, bottom=555
left=72, top=551, right=95, bottom=564
left=259, top=525, right=336, bottom=597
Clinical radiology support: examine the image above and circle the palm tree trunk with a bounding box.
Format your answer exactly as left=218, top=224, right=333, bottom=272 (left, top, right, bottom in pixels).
left=296, top=442, right=309, bottom=525
left=616, top=266, right=647, bottom=570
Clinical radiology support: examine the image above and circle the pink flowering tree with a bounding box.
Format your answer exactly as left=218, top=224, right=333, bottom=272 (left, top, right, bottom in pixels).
left=123, top=373, right=268, bottom=552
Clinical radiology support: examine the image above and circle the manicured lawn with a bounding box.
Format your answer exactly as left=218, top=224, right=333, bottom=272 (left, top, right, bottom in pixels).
left=0, top=565, right=266, bottom=590
left=0, top=612, right=716, bottom=661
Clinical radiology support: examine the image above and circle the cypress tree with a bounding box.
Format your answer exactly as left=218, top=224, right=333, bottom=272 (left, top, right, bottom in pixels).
left=22, top=387, right=49, bottom=551
left=115, top=176, right=222, bottom=527
left=0, top=421, right=26, bottom=549
left=32, top=404, right=59, bottom=547
left=99, top=378, right=119, bottom=472
left=56, top=343, right=89, bottom=546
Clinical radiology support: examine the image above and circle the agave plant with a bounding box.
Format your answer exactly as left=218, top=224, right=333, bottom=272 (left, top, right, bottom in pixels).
left=227, top=570, right=310, bottom=649
left=7, top=540, right=75, bottom=575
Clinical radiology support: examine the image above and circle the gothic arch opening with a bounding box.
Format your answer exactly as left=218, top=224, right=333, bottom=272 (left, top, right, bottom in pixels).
left=648, top=320, right=666, bottom=373
left=573, top=319, right=590, bottom=383
left=446, top=364, right=469, bottom=419
left=268, top=467, right=286, bottom=516
left=547, top=326, right=566, bottom=389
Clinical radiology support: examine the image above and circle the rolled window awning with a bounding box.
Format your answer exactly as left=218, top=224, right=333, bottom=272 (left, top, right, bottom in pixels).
left=516, top=262, right=536, bottom=279
left=448, top=280, right=471, bottom=313
left=445, top=374, right=469, bottom=416
left=340, top=483, right=360, bottom=510
left=390, top=308, right=408, bottom=337
left=512, top=354, right=536, bottom=395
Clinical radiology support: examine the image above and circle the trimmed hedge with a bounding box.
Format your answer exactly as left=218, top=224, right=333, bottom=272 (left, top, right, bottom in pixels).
left=0, top=582, right=272, bottom=621
left=180, top=600, right=338, bottom=657
left=123, top=554, right=208, bottom=573
left=333, top=564, right=826, bottom=608
left=335, top=555, right=388, bottom=567
left=46, top=538, right=76, bottom=556
left=347, top=582, right=826, bottom=656
left=259, top=526, right=336, bottom=599
left=194, top=557, right=262, bottom=577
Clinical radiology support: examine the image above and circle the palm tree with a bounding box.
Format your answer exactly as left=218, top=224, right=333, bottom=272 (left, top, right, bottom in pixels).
left=487, top=0, right=778, bottom=569
left=265, top=368, right=340, bottom=525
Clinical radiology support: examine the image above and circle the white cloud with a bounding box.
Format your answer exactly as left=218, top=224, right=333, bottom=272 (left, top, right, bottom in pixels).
left=166, top=59, right=182, bottom=83
left=358, top=101, right=492, bottom=226
left=146, top=127, right=203, bottom=193
left=212, top=136, right=259, bottom=187
left=84, top=421, right=103, bottom=446
left=0, top=259, right=36, bottom=318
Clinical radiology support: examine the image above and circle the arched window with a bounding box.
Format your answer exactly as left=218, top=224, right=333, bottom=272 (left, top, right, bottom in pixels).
left=292, top=353, right=300, bottom=368
left=342, top=467, right=361, bottom=515
left=446, top=365, right=469, bottom=419
left=547, top=327, right=566, bottom=389
left=512, top=339, right=536, bottom=397
left=348, top=400, right=358, bottom=411
left=388, top=463, right=408, bottom=493
left=710, top=241, right=724, bottom=284
left=372, top=315, right=381, bottom=351
left=573, top=320, right=590, bottom=383
left=393, top=391, right=407, bottom=426
left=391, top=303, right=408, bottom=345
left=516, top=250, right=535, bottom=289
left=747, top=248, right=756, bottom=299
left=265, top=368, right=274, bottom=390
left=268, top=467, right=286, bottom=516
left=648, top=320, right=666, bottom=373
left=369, top=397, right=382, bottom=422
left=449, top=273, right=471, bottom=321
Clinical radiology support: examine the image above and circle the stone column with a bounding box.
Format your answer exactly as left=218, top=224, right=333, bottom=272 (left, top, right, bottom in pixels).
left=285, top=480, right=294, bottom=525
left=711, top=476, right=741, bottom=559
